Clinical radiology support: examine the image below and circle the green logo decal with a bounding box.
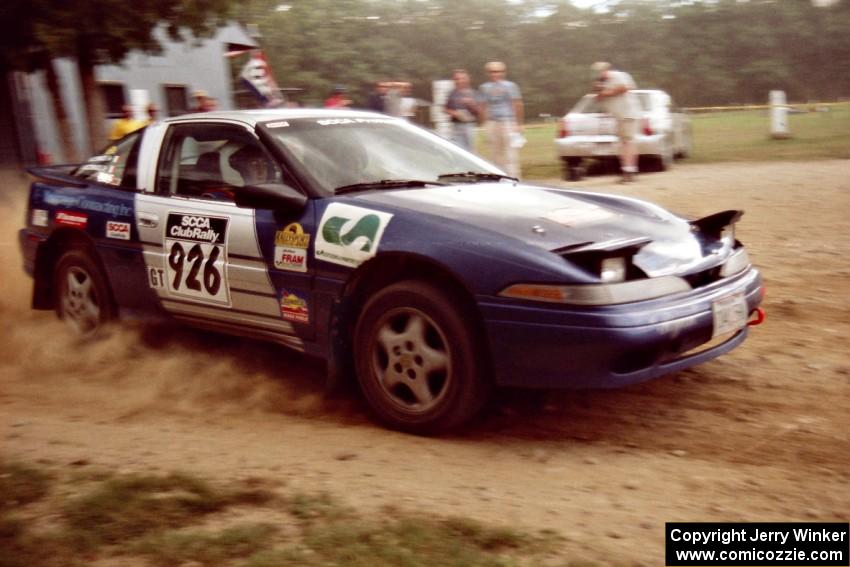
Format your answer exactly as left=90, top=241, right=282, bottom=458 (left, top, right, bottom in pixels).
left=321, top=214, right=381, bottom=252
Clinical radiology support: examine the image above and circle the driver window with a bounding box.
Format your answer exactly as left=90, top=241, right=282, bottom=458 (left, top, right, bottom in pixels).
left=157, top=123, right=283, bottom=201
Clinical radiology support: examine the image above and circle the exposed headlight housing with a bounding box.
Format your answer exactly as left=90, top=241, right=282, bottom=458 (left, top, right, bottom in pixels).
left=719, top=247, right=750, bottom=278
left=600, top=257, right=627, bottom=283
left=499, top=276, right=691, bottom=306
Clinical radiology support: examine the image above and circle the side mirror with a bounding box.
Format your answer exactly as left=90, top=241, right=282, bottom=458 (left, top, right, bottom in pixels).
left=234, top=183, right=308, bottom=211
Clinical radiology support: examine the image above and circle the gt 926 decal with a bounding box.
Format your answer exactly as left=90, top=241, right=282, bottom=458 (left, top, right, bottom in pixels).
left=164, top=213, right=230, bottom=306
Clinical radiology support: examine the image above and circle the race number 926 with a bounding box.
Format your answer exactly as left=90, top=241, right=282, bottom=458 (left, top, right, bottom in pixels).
left=163, top=213, right=230, bottom=306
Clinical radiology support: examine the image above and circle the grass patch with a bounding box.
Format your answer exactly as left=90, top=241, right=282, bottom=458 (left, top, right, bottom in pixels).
left=261, top=510, right=552, bottom=567
left=0, top=461, right=563, bottom=567
left=515, top=102, right=850, bottom=179
left=286, top=491, right=343, bottom=522
left=62, top=473, right=230, bottom=547
left=0, top=462, right=51, bottom=511
left=687, top=106, right=850, bottom=163
left=62, top=472, right=276, bottom=549
left=130, top=523, right=279, bottom=566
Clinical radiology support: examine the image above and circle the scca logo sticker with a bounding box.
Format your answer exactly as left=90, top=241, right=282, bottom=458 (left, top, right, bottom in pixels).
left=106, top=221, right=130, bottom=240
left=314, top=204, right=393, bottom=268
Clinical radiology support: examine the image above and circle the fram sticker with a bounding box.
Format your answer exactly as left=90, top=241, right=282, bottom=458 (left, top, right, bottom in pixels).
left=279, top=290, right=309, bottom=324
left=274, top=223, right=310, bottom=272
left=31, top=209, right=48, bottom=227
left=106, top=221, right=131, bottom=240
left=55, top=210, right=88, bottom=228
left=315, top=203, right=393, bottom=268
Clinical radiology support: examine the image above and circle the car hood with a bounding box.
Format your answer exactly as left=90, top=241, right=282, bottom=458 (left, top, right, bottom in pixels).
left=353, top=182, right=726, bottom=277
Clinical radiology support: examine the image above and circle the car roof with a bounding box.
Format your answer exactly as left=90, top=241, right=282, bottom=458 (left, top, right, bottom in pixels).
left=162, top=108, right=390, bottom=127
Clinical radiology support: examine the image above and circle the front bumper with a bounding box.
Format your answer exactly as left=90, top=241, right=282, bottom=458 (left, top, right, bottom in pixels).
left=478, top=267, right=763, bottom=389
left=555, top=134, right=666, bottom=159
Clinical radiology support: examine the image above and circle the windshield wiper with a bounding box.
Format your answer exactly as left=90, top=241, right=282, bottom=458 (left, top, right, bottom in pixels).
left=334, top=179, right=445, bottom=195
left=437, top=171, right=518, bottom=183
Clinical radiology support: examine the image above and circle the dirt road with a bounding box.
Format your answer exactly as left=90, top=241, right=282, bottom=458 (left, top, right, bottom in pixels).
left=2, top=161, right=848, bottom=565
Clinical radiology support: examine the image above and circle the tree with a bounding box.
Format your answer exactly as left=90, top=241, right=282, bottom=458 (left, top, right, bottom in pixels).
left=2, top=0, right=234, bottom=155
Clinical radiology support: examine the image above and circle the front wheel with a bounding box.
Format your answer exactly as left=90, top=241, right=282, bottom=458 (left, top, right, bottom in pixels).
left=53, top=249, right=115, bottom=336
left=353, top=280, right=490, bottom=434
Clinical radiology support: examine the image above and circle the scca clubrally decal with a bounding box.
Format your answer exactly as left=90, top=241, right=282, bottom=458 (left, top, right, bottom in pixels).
left=163, top=213, right=230, bottom=306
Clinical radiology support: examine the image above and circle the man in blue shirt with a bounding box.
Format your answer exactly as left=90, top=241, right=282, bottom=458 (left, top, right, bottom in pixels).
left=478, top=61, right=524, bottom=178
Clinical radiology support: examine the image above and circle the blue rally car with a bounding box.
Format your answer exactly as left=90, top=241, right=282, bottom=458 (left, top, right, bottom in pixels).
left=19, top=109, right=764, bottom=433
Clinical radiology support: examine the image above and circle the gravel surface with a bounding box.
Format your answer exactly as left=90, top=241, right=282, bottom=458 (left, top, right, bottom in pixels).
left=1, top=161, right=848, bottom=564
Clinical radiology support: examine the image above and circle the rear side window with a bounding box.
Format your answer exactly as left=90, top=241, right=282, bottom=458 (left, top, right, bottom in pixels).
left=73, top=130, right=143, bottom=189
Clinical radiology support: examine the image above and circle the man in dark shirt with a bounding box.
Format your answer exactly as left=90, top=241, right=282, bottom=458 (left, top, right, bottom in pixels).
left=367, top=81, right=387, bottom=113
left=443, top=70, right=479, bottom=152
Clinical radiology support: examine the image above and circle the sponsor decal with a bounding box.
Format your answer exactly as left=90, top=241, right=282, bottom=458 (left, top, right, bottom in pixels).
left=166, top=213, right=226, bottom=244
left=315, top=203, right=393, bottom=268
left=274, top=222, right=311, bottom=272
left=56, top=210, right=88, bottom=228
left=31, top=209, right=48, bottom=227
left=106, top=221, right=131, bottom=240
left=316, top=118, right=396, bottom=126
left=43, top=195, right=132, bottom=217
left=162, top=213, right=230, bottom=305
left=542, top=205, right=615, bottom=227
left=279, top=289, right=309, bottom=324
left=265, top=121, right=290, bottom=129
left=96, top=171, right=118, bottom=185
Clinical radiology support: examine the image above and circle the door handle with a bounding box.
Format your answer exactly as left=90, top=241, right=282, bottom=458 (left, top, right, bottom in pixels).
left=138, top=212, right=159, bottom=228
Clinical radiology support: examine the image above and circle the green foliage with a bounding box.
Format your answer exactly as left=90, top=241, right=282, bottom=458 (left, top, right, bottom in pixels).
left=1, top=0, right=233, bottom=69
left=244, top=0, right=850, bottom=116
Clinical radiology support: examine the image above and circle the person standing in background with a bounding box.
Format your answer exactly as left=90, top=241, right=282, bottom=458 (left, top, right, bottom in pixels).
left=444, top=69, right=479, bottom=152
left=591, top=61, right=641, bottom=182
left=399, top=82, right=417, bottom=121
left=108, top=105, right=144, bottom=141
left=366, top=81, right=387, bottom=112
left=478, top=61, right=523, bottom=178
left=143, top=103, right=159, bottom=126
left=324, top=85, right=352, bottom=109
left=384, top=82, right=402, bottom=117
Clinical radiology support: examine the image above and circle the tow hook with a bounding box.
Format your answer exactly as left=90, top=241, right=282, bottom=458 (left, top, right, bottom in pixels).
left=747, top=307, right=766, bottom=326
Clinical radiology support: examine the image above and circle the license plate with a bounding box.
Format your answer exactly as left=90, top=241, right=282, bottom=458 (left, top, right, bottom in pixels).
left=712, top=292, right=748, bottom=338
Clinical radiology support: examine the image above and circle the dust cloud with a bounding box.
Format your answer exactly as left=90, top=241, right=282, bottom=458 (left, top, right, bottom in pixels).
left=0, top=174, right=339, bottom=422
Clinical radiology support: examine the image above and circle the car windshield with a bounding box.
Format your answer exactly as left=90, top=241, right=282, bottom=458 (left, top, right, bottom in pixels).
left=261, top=117, right=502, bottom=196
left=571, top=93, right=652, bottom=114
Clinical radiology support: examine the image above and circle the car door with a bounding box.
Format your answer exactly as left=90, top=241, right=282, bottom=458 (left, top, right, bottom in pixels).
left=135, top=120, right=317, bottom=349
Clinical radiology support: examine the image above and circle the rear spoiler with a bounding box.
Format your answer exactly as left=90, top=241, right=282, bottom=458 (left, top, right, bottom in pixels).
left=27, top=165, right=88, bottom=188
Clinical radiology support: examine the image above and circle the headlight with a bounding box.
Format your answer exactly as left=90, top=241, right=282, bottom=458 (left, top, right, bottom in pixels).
left=600, top=257, right=627, bottom=283
left=719, top=247, right=749, bottom=278
left=499, top=276, right=691, bottom=306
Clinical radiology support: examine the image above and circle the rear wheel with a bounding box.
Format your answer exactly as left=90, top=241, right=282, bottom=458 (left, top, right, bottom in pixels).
left=353, top=280, right=489, bottom=434
left=53, top=249, right=114, bottom=336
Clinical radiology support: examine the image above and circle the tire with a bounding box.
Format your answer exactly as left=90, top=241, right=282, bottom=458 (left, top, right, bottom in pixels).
left=353, top=280, right=490, bottom=434
left=562, top=157, right=582, bottom=182
left=53, top=249, right=115, bottom=336
left=676, top=124, right=693, bottom=159
left=647, top=138, right=674, bottom=172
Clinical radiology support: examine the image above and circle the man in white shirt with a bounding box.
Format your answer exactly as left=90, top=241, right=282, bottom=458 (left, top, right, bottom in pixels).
left=592, top=62, right=641, bottom=182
